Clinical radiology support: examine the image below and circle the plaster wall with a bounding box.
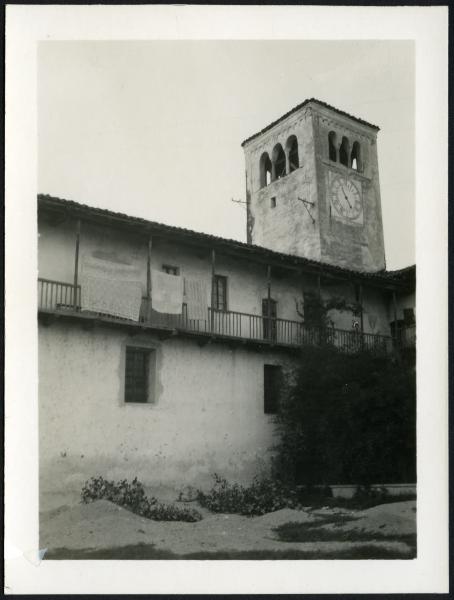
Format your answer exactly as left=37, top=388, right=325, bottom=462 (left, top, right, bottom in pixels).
left=39, top=322, right=294, bottom=499
left=244, top=109, right=322, bottom=260
left=313, top=105, right=386, bottom=272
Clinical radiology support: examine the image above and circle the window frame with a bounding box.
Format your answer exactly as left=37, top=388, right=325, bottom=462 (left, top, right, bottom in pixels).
left=162, top=264, right=180, bottom=276
left=212, top=274, right=228, bottom=312
left=124, top=346, right=155, bottom=404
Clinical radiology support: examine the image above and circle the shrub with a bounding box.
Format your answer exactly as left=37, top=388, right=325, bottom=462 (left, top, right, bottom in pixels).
left=81, top=476, right=202, bottom=522
left=273, top=346, right=416, bottom=486
left=197, top=473, right=300, bottom=516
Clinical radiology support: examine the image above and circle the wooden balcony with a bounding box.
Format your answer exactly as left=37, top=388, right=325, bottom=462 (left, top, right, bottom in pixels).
left=37, top=278, right=402, bottom=355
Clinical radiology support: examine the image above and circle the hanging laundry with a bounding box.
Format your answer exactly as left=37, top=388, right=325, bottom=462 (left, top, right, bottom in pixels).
left=81, top=256, right=143, bottom=321
left=184, top=278, right=209, bottom=320
left=151, top=269, right=184, bottom=314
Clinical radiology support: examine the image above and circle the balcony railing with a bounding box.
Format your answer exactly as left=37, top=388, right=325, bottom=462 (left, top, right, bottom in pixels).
left=37, top=278, right=405, bottom=354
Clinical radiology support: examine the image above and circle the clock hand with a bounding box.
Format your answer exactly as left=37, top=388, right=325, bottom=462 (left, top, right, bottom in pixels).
left=341, top=186, right=352, bottom=208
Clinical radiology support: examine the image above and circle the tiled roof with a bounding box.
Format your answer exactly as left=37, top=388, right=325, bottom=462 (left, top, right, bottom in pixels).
left=241, top=98, right=380, bottom=147
left=38, top=194, right=414, bottom=287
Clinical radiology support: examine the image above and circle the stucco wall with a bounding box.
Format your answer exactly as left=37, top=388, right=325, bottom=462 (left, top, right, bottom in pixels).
left=39, top=321, right=295, bottom=498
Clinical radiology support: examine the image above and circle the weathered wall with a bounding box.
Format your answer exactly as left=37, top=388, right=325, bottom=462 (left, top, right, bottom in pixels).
left=313, top=104, right=386, bottom=273
left=243, top=101, right=386, bottom=273
left=244, top=109, right=322, bottom=260
left=39, top=321, right=295, bottom=500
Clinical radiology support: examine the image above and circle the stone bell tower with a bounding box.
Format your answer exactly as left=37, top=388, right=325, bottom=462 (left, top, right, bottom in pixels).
left=242, top=98, right=386, bottom=272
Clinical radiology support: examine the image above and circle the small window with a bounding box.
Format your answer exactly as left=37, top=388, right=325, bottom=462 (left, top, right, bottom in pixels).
left=264, top=364, right=282, bottom=414
left=270, top=196, right=277, bottom=208
left=328, top=131, right=337, bottom=162
left=125, top=347, right=152, bottom=403
left=162, top=264, right=179, bottom=276
left=212, top=274, right=228, bottom=311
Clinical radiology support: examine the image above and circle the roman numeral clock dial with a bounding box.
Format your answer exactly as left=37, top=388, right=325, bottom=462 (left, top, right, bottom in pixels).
left=330, top=176, right=363, bottom=224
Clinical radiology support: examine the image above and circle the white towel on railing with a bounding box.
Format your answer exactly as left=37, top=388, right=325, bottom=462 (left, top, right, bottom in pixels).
left=151, top=269, right=184, bottom=314
left=81, top=256, right=143, bottom=321
left=184, top=278, right=208, bottom=320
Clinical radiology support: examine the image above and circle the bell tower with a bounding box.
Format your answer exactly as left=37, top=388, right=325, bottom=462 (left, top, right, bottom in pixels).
left=242, top=99, right=386, bottom=272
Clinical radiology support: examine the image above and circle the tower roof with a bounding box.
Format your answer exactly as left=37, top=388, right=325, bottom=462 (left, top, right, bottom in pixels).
left=241, top=98, right=380, bottom=147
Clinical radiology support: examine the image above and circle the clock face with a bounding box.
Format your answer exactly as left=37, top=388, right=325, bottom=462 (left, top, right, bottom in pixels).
left=330, top=176, right=362, bottom=222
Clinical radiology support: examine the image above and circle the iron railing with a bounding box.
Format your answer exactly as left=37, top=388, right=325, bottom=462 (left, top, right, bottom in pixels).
left=37, top=278, right=405, bottom=354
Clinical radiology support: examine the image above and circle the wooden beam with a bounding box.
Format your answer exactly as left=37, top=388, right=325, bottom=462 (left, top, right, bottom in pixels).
left=359, top=283, right=364, bottom=333
left=210, top=249, right=216, bottom=332
left=147, top=237, right=153, bottom=299
left=73, top=219, right=81, bottom=310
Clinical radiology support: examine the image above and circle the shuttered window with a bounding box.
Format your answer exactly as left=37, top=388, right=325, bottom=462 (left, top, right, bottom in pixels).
left=264, top=364, right=282, bottom=414
left=125, top=347, right=151, bottom=403
left=212, top=275, right=228, bottom=311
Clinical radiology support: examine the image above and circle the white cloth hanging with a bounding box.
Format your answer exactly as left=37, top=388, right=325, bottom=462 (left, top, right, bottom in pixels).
left=81, top=256, right=143, bottom=321
left=151, top=269, right=184, bottom=314
left=184, top=278, right=209, bottom=320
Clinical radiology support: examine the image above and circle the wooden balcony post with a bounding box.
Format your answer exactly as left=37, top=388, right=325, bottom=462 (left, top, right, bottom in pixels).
left=147, top=237, right=153, bottom=299
left=73, top=219, right=81, bottom=310
left=210, top=249, right=216, bottom=332
left=267, top=264, right=271, bottom=340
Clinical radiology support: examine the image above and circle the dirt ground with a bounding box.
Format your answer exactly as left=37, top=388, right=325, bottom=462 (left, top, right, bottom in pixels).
left=40, top=495, right=416, bottom=559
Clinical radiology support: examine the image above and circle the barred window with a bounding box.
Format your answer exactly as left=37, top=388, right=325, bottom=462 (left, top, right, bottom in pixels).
left=264, top=364, right=282, bottom=414
left=125, top=347, right=152, bottom=403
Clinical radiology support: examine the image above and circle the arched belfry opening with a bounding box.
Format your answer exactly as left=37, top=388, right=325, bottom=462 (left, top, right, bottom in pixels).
left=259, top=152, right=272, bottom=187
left=272, top=144, right=286, bottom=180
left=339, top=136, right=350, bottom=167
left=351, top=141, right=361, bottom=171
left=328, top=131, right=337, bottom=162
left=286, top=135, right=299, bottom=172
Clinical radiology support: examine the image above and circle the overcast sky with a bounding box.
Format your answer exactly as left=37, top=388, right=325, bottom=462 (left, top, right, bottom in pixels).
left=38, top=40, right=414, bottom=269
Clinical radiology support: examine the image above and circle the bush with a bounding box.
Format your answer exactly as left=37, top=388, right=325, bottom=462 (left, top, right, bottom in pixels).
left=81, top=476, right=202, bottom=522
left=273, top=346, right=416, bottom=486
left=197, top=473, right=300, bottom=516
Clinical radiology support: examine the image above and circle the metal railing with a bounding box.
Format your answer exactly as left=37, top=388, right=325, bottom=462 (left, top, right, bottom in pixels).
left=38, top=278, right=398, bottom=354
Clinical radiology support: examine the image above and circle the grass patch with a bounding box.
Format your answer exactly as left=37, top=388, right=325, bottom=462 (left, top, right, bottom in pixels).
left=45, top=543, right=415, bottom=560
left=275, top=520, right=416, bottom=547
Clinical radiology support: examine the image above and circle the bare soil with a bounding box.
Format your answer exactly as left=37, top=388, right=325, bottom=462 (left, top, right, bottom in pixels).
left=40, top=497, right=416, bottom=559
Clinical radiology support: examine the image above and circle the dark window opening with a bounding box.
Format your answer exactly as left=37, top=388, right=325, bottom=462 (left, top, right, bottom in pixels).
left=339, top=136, right=350, bottom=167
left=162, top=264, right=179, bottom=276
left=259, top=152, right=272, bottom=188
left=328, top=131, right=337, bottom=162
left=286, top=135, right=299, bottom=172
left=270, top=196, right=277, bottom=208
left=351, top=141, right=361, bottom=171
left=264, top=364, right=282, bottom=415
left=212, top=274, right=228, bottom=311
left=272, top=144, right=286, bottom=180
left=262, top=298, right=277, bottom=341
left=125, top=347, right=151, bottom=404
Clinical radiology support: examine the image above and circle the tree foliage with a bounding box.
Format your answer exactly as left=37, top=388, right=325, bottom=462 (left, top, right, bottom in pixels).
left=273, top=346, right=416, bottom=486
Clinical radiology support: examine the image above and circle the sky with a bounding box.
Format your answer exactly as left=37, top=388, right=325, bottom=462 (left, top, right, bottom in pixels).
left=38, top=40, right=414, bottom=269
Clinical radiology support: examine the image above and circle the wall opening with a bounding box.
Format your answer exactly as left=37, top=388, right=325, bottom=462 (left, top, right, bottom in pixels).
left=328, top=131, right=337, bottom=162
left=351, top=141, right=361, bottom=171
left=125, top=347, right=154, bottom=404
left=272, top=143, right=286, bottom=180
left=339, top=136, right=350, bottom=167
left=270, top=196, right=277, bottom=209
left=259, top=152, right=272, bottom=188
left=286, top=135, right=299, bottom=172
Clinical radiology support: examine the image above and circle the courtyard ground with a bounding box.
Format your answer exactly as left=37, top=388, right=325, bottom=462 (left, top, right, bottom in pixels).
left=41, top=493, right=416, bottom=560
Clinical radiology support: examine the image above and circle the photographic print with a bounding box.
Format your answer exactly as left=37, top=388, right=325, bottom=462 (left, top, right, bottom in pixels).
left=5, top=5, right=448, bottom=595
